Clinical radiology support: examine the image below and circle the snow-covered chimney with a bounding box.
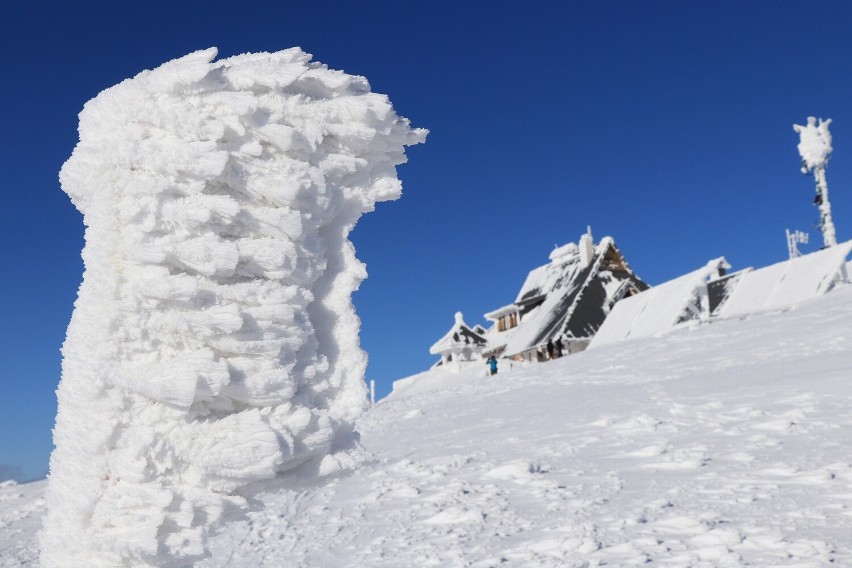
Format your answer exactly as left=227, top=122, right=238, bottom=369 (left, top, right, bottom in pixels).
left=579, top=226, right=594, bottom=269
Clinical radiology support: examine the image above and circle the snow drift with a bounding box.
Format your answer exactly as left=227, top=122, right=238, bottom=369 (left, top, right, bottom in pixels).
left=41, top=47, right=425, bottom=566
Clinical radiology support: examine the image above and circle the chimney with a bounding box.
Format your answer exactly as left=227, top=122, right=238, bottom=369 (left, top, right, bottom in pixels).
left=579, top=226, right=594, bottom=268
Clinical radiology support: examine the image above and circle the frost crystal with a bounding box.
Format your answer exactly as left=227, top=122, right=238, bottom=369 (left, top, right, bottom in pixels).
left=794, top=116, right=832, bottom=173
left=793, top=116, right=838, bottom=248
left=41, top=47, right=425, bottom=566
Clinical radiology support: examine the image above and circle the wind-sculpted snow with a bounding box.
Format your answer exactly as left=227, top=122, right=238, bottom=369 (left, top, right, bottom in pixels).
left=7, top=284, right=852, bottom=567
left=40, top=47, right=425, bottom=567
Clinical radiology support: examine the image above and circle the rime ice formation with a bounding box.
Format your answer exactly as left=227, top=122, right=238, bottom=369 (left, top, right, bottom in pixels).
left=794, top=116, right=832, bottom=173
left=40, top=47, right=425, bottom=567
left=794, top=116, right=837, bottom=248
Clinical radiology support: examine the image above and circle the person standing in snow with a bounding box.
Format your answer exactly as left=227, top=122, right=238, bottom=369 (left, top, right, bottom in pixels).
left=487, top=356, right=498, bottom=376
left=546, top=339, right=555, bottom=360
left=555, top=337, right=564, bottom=358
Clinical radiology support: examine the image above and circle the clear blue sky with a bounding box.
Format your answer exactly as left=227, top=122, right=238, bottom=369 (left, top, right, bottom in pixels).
left=2, top=0, right=852, bottom=481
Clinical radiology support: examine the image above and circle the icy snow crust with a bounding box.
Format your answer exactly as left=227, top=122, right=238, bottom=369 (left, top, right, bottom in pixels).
left=41, top=47, right=425, bottom=566
left=9, top=284, right=852, bottom=566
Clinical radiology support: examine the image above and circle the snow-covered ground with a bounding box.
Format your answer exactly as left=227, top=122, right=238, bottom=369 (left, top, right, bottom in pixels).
left=4, top=285, right=852, bottom=566
left=0, top=481, right=45, bottom=566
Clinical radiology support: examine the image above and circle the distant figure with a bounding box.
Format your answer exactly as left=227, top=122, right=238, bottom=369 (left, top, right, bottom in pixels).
left=487, top=356, right=498, bottom=376
left=555, top=337, right=564, bottom=358
left=546, top=339, right=555, bottom=360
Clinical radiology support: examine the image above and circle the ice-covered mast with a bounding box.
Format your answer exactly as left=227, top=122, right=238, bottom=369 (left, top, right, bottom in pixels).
left=794, top=117, right=837, bottom=248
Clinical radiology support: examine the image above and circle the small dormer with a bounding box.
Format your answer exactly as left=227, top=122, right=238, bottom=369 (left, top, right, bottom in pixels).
left=484, top=304, right=520, bottom=332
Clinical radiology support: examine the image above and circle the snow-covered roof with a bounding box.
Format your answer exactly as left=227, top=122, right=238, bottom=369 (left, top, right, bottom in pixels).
left=717, top=241, right=852, bottom=318
left=515, top=236, right=617, bottom=303
left=549, top=242, right=579, bottom=261
left=428, top=231, right=646, bottom=361
left=501, top=236, right=645, bottom=357
left=430, top=312, right=488, bottom=355
left=708, top=268, right=752, bottom=316
left=590, top=258, right=728, bottom=348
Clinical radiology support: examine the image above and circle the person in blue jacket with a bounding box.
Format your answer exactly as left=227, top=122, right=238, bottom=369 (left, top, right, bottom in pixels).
left=487, top=355, right=498, bottom=376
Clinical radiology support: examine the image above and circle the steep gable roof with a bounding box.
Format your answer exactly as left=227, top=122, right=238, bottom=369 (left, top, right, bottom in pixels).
left=717, top=240, right=852, bottom=318
left=590, top=257, right=728, bottom=348
left=501, top=236, right=646, bottom=357
left=430, top=312, right=488, bottom=356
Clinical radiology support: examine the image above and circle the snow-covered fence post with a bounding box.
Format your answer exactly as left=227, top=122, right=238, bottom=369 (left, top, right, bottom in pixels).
left=794, top=117, right=837, bottom=248
left=41, top=48, right=425, bottom=567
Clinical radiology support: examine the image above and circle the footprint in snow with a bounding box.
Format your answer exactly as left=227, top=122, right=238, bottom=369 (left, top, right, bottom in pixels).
left=623, top=442, right=670, bottom=458
left=643, top=445, right=710, bottom=470
left=751, top=409, right=808, bottom=432
left=484, top=459, right=547, bottom=482
left=423, top=507, right=484, bottom=525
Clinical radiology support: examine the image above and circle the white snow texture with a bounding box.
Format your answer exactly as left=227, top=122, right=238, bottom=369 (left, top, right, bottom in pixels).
left=590, top=259, right=725, bottom=348
left=794, top=116, right=832, bottom=173
left=9, top=283, right=852, bottom=567
left=41, top=47, right=425, bottom=567
left=718, top=241, right=852, bottom=318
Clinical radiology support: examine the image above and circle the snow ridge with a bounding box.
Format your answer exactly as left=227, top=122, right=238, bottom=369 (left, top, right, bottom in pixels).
left=41, top=47, right=425, bottom=567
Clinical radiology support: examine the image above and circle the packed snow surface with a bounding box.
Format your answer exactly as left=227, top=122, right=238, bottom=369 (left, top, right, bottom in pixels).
left=41, top=47, right=424, bottom=566
left=7, top=284, right=852, bottom=566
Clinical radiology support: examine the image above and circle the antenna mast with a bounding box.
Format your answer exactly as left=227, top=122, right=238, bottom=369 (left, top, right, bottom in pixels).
left=793, top=117, right=837, bottom=248
left=786, top=228, right=808, bottom=259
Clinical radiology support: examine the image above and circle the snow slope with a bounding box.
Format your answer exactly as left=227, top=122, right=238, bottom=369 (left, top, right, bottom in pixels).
left=5, top=285, right=852, bottom=566
left=0, top=481, right=45, bottom=567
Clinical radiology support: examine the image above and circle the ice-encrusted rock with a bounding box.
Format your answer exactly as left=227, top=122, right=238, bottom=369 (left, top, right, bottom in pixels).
left=41, top=47, right=425, bottom=566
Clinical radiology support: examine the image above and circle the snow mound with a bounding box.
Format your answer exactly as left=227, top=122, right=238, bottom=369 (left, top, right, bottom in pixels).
left=41, top=47, right=425, bottom=567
